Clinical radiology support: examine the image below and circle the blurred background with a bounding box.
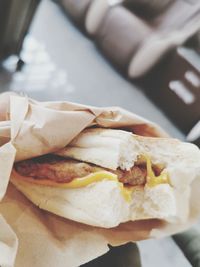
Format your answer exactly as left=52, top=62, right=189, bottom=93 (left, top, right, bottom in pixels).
left=0, top=0, right=200, bottom=266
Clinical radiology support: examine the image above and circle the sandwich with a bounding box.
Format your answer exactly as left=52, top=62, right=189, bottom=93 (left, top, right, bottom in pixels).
left=11, top=128, right=200, bottom=228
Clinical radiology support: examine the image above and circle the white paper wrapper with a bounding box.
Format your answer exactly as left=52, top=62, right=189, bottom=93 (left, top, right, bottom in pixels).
left=0, top=215, right=18, bottom=267
left=9, top=95, right=168, bottom=161
left=0, top=142, right=15, bottom=201
left=0, top=93, right=199, bottom=267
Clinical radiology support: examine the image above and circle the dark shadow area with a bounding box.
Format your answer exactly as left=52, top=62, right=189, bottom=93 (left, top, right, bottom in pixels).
left=81, top=243, right=141, bottom=267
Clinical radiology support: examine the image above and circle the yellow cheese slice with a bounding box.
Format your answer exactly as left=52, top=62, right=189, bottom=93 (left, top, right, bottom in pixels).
left=12, top=170, right=133, bottom=202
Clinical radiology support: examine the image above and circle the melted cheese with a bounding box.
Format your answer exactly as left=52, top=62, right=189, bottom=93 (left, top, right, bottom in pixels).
left=13, top=155, right=170, bottom=203
left=139, top=155, right=170, bottom=187
left=13, top=170, right=133, bottom=202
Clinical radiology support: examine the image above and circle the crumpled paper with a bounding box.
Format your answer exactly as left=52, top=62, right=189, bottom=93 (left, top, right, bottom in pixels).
left=0, top=93, right=199, bottom=267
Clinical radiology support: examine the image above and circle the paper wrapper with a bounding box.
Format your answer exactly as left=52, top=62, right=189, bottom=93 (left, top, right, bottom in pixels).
left=0, top=93, right=200, bottom=267
left=0, top=215, right=18, bottom=267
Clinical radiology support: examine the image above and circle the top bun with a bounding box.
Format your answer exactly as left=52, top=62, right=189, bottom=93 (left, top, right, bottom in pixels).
left=56, top=128, right=200, bottom=188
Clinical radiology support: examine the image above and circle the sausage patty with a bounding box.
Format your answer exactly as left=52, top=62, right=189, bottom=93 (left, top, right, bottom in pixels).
left=14, top=154, right=147, bottom=186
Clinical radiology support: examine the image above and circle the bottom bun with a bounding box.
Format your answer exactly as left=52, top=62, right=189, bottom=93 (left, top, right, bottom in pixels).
left=10, top=173, right=188, bottom=228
